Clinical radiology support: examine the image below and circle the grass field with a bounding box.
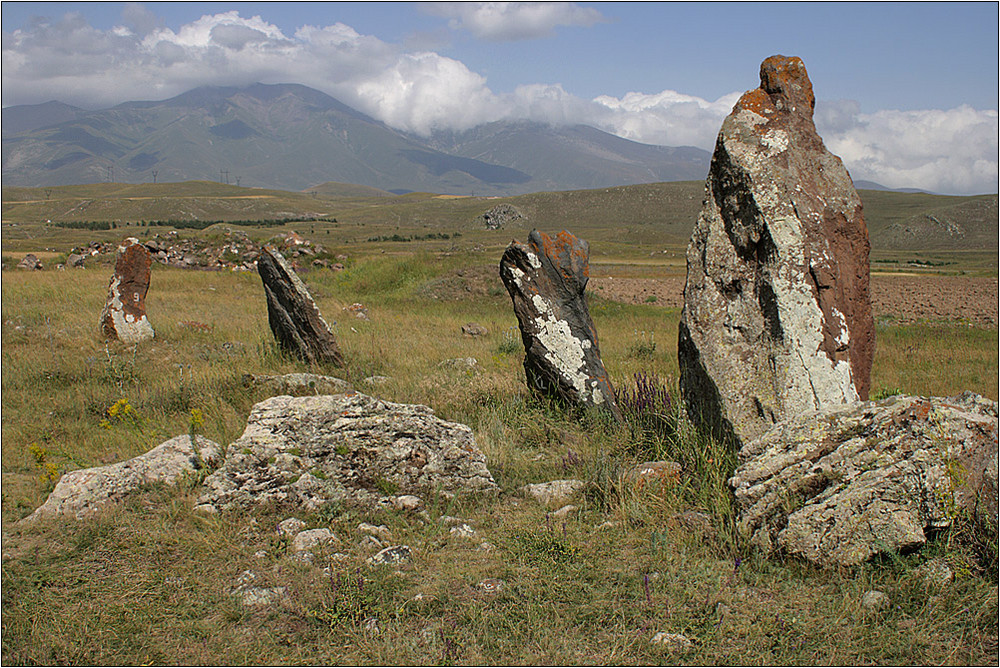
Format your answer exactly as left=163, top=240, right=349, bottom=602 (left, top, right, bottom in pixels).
left=2, top=241, right=997, bottom=664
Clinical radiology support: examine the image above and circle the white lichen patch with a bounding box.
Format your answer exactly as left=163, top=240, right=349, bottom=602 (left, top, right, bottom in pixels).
left=761, top=129, right=788, bottom=155
left=529, top=293, right=592, bottom=400
left=830, top=307, right=850, bottom=348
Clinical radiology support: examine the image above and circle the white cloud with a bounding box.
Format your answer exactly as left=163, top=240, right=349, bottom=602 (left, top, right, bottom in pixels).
left=1, top=9, right=996, bottom=194
left=421, top=2, right=606, bottom=41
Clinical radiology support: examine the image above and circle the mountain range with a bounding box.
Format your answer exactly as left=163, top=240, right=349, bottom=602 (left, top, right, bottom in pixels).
left=2, top=83, right=712, bottom=195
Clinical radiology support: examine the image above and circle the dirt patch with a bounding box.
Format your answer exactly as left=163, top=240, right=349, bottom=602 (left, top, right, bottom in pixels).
left=588, top=275, right=998, bottom=327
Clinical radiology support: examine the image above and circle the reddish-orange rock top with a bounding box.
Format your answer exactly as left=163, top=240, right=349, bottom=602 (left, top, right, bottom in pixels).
left=734, top=55, right=815, bottom=118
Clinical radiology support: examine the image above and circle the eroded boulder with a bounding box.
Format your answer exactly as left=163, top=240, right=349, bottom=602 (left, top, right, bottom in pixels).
left=499, top=230, right=620, bottom=418
left=23, top=435, right=223, bottom=522
left=99, top=238, right=155, bottom=344
left=257, top=246, right=344, bottom=366
left=242, top=373, right=352, bottom=396
left=196, top=393, right=498, bottom=513
left=729, top=392, right=998, bottom=568
left=679, top=55, right=874, bottom=447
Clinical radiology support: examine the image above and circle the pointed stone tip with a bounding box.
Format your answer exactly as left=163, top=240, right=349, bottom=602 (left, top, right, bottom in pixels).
left=759, top=55, right=814, bottom=115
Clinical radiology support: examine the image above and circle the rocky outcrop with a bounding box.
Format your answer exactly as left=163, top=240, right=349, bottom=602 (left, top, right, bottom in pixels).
left=257, top=246, right=344, bottom=366
left=499, top=230, right=621, bottom=418
left=195, top=393, right=498, bottom=513
left=679, top=55, right=874, bottom=446
left=23, top=435, right=223, bottom=522
left=16, top=254, right=42, bottom=271
left=477, top=204, right=525, bottom=230
left=729, top=392, right=998, bottom=568
left=99, top=238, right=155, bottom=344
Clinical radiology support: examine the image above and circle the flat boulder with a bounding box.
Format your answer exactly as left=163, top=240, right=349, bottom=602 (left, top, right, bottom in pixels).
left=257, top=246, right=344, bottom=366
left=23, top=435, right=223, bottom=522
left=679, top=56, right=874, bottom=446
left=196, top=393, right=498, bottom=513
left=243, top=373, right=352, bottom=396
left=500, top=229, right=621, bottom=418
left=729, top=392, right=998, bottom=567
left=99, top=238, right=155, bottom=344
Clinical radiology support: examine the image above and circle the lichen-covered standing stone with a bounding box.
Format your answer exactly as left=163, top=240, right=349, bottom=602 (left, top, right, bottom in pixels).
left=257, top=245, right=344, bottom=366
left=499, top=229, right=621, bottom=418
left=679, top=55, right=874, bottom=446
left=99, top=238, right=155, bottom=343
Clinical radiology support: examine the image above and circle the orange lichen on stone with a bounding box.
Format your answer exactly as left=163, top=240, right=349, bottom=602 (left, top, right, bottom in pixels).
left=759, top=55, right=815, bottom=113
left=735, top=88, right=774, bottom=116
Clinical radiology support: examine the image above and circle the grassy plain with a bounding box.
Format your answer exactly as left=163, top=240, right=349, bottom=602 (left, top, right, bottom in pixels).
left=2, top=244, right=998, bottom=664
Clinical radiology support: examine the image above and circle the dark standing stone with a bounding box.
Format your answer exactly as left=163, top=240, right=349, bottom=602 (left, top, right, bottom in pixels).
left=679, top=55, right=874, bottom=447
left=257, top=245, right=344, bottom=366
left=99, top=238, right=154, bottom=344
left=499, top=229, right=621, bottom=418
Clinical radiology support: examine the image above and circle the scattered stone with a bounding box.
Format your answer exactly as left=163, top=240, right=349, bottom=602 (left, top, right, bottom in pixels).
left=358, top=523, right=392, bottom=541
left=437, top=515, right=465, bottom=526
left=253, top=550, right=268, bottom=559
left=16, top=254, right=42, bottom=271
left=462, top=323, right=488, bottom=337
left=292, top=528, right=338, bottom=553
left=358, top=535, right=384, bottom=551
left=679, top=55, right=875, bottom=447
left=499, top=229, right=621, bottom=418
left=368, top=545, right=412, bottom=566
left=862, top=590, right=890, bottom=612
left=392, top=495, right=423, bottom=511
left=363, top=376, right=392, bottom=386
left=345, top=303, right=369, bottom=321
left=243, top=373, right=352, bottom=396
left=257, top=246, right=344, bottom=366
left=450, top=523, right=477, bottom=538
left=651, top=632, right=693, bottom=651
left=551, top=505, right=578, bottom=519
left=914, top=559, right=954, bottom=588
left=99, top=238, right=155, bottom=344
left=66, top=253, right=86, bottom=268
left=197, top=393, right=498, bottom=513
left=230, top=570, right=288, bottom=607
left=596, top=521, right=617, bottom=531
left=277, top=517, right=307, bottom=537
left=478, top=541, right=496, bottom=552
left=520, top=479, right=585, bottom=506
left=477, top=203, right=525, bottom=230
left=438, top=357, right=479, bottom=371
left=24, top=435, right=222, bottom=522
left=363, top=617, right=381, bottom=634
left=730, top=393, right=998, bottom=567
left=477, top=578, right=505, bottom=594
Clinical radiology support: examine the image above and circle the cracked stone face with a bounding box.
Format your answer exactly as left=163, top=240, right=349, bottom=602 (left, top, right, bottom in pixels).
left=678, top=55, right=875, bottom=447
left=499, top=229, right=621, bottom=419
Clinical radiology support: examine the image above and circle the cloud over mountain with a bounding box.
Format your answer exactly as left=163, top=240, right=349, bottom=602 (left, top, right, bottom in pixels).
left=2, top=7, right=996, bottom=194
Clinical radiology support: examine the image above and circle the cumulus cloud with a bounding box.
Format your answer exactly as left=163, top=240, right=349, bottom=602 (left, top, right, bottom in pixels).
left=421, top=2, right=607, bottom=41
left=1, top=9, right=996, bottom=194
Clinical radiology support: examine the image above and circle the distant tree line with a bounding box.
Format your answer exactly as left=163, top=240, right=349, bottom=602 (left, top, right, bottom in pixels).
left=53, top=216, right=337, bottom=231
left=365, top=232, right=461, bottom=242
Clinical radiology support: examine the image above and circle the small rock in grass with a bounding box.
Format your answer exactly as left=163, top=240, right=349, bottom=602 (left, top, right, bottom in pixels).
left=478, top=578, right=504, bottom=594
left=392, top=495, right=423, bottom=511
left=438, top=357, right=479, bottom=371
left=914, top=559, right=954, bottom=588
left=368, top=545, right=412, bottom=566
left=437, top=515, right=465, bottom=526
left=291, top=528, right=338, bottom=553
left=651, top=632, right=693, bottom=651
left=521, top=479, right=585, bottom=506
left=552, top=504, right=578, bottom=519
left=277, top=517, right=306, bottom=537
left=358, top=535, right=384, bottom=551
left=462, top=323, right=488, bottom=337
left=862, top=590, right=890, bottom=611
left=357, top=522, right=391, bottom=540
left=450, top=523, right=477, bottom=538
left=364, top=617, right=381, bottom=634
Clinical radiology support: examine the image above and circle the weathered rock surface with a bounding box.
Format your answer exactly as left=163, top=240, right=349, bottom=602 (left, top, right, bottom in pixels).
left=679, top=55, right=875, bottom=446
left=196, top=393, right=498, bottom=513
left=462, top=322, right=488, bottom=337
left=24, top=435, right=223, bottom=522
left=477, top=203, right=525, bottom=230
left=66, top=253, right=86, bottom=268
left=730, top=393, right=998, bottom=567
left=500, top=229, right=621, bottom=418
left=257, top=246, right=344, bottom=366
left=243, top=373, right=352, bottom=396
left=16, top=254, right=42, bottom=271
left=520, top=479, right=585, bottom=506
left=99, top=238, right=155, bottom=344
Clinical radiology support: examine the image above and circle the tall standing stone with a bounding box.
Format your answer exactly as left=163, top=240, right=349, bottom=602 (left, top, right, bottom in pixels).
left=257, top=245, right=344, bottom=367
left=679, top=55, right=874, bottom=446
left=499, top=229, right=621, bottom=418
left=99, top=238, right=155, bottom=344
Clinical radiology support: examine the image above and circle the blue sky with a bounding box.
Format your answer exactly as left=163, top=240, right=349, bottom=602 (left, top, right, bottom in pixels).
left=2, top=2, right=998, bottom=193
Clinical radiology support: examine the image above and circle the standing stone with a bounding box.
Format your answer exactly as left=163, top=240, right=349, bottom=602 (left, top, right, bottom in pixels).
left=99, top=238, right=155, bottom=344
left=257, top=246, right=344, bottom=367
left=499, top=230, right=621, bottom=418
left=679, top=55, right=874, bottom=446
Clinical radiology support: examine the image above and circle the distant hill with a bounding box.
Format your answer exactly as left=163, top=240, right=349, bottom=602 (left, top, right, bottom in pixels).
left=2, top=83, right=711, bottom=195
